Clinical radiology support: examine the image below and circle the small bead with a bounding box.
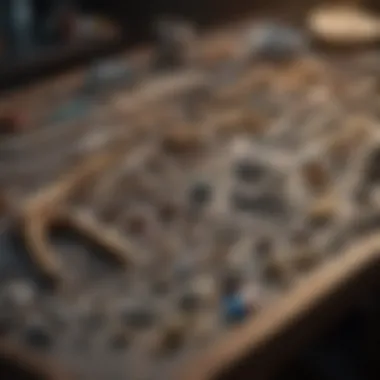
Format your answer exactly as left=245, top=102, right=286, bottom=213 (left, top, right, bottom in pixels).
left=178, top=291, right=201, bottom=313
left=6, top=280, right=36, bottom=309
left=290, top=228, right=310, bottom=246
left=255, top=236, right=273, bottom=257
left=125, top=214, right=147, bottom=235
left=262, top=258, right=291, bottom=287
left=309, top=213, right=332, bottom=229
left=151, top=277, right=171, bottom=296
left=308, top=193, right=336, bottom=229
left=161, top=130, right=203, bottom=155
left=121, top=304, right=155, bottom=329
left=291, top=249, right=320, bottom=274
left=214, top=224, right=241, bottom=246
left=82, top=311, right=106, bottom=331
left=158, top=202, right=178, bottom=223
left=231, top=192, right=286, bottom=216
left=241, top=285, right=261, bottom=312
left=155, top=317, right=186, bottom=354
left=301, top=160, right=330, bottom=193
left=23, top=324, right=53, bottom=350
left=173, top=259, right=194, bottom=287
left=188, top=182, right=212, bottom=206
left=109, top=331, right=131, bottom=351
left=222, top=294, right=248, bottom=325
left=220, top=270, right=242, bottom=296
left=192, top=275, right=217, bottom=307
left=234, top=160, right=265, bottom=183
left=83, top=60, right=134, bottom=94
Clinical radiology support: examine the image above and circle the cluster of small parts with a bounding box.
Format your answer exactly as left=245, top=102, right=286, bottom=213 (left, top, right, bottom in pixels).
left=3, top=14, right=380, bottom=380
left=0, top=269, right=253, bottom=366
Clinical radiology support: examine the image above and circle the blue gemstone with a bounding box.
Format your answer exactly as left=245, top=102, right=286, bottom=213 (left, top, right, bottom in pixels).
left=222, top=295, right=247, bottom=325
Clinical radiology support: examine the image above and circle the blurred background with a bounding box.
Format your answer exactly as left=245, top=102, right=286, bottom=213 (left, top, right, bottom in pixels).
left=0, top=0, right=318, bottom=89
left=2, top=1, right=380, bottom=380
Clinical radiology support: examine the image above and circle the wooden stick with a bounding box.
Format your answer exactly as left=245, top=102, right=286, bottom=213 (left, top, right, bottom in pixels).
left=59, top=208, right=143, bottom=267
left=22, top=144, right=132, bottom=282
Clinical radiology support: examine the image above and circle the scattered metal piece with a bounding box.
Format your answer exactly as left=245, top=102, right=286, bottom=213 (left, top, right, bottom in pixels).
left=121, top=303, right=155, bottom=329
left=83, top=59, right=135, bottom=95
left=156, top=316, right=186, bottom=354
left=233, top=159, right=266, bottom=183
left=47, top=98, right=91, bottom=125
left=188, top=181, right=213, bottom=207
left=242, top=22, right=309, bottom=62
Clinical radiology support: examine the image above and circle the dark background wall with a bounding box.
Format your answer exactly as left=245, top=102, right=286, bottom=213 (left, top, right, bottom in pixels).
left=79, top=0, right=212, bottom=42
left=5, top=0, right=376, bottom=90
